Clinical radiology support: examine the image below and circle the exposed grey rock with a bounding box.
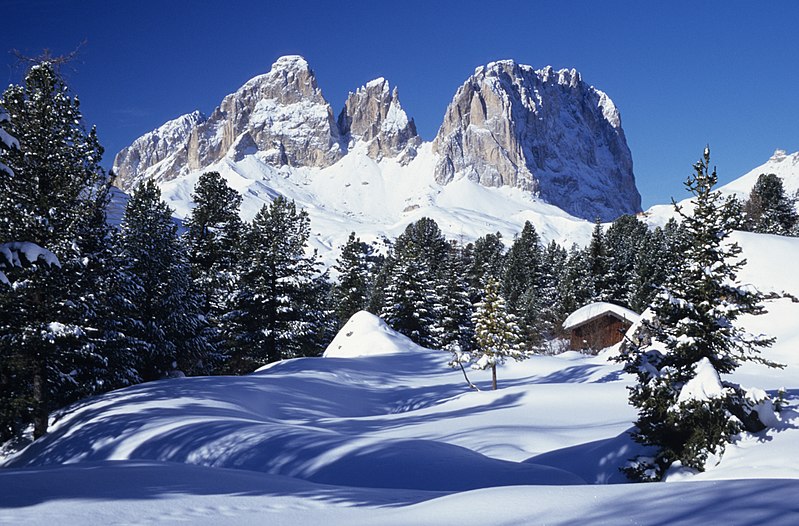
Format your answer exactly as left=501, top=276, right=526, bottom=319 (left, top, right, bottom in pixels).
left=338, top=78, right=420, bottom=163
left=187, top=55, right=343, bottom=172
left=432, top=60, right=641, bottom=221
left=113, top=110, right=206, bottom=190
left=113, top=56, right=344, bottom=190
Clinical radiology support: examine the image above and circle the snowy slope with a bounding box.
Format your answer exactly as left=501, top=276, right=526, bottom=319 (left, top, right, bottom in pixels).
left=157, top=142, right=596, bottom=266
left=2, top=232, right=798, bottom=524
left=645, top=149, right=799, bottom=227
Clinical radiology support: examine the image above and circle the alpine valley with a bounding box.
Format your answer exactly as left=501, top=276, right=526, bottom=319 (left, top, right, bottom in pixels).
left=112, top=56, right=644, bottom=260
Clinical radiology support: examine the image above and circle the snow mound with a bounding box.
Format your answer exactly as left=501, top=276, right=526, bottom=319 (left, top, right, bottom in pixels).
left=323, top=311, right=424, bottom=358
left=677, top=358, right=724, bottom=403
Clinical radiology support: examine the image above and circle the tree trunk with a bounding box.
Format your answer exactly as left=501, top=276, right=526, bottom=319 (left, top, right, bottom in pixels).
left=32, top=363, right=48, bottom=439
left=491, top=364, right=497, bottom=390
left=458, top=362, right=479, bottom=391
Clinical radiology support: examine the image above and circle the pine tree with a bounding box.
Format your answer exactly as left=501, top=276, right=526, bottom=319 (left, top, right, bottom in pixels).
left=184, top=171, right=243, bottom=319
left=228, top=196, right=325, bottom=371
left=539, top=240, right=568, bottom=346
left=604, top=215, right=649, bottom=308
left=558, top=244, right=593, bottom=316
left=118, top=180, right=215, bottom=381
left=502, top=221, right=546, bottom=350
left=379, top=218, right=448, bottom=348
left=742, top=173, right=798, bottom=235
left=183, top=171, right=243, bottom=366
left=466, top=232, right=505, bottom=303
left=332, top=232, right=375, bottom=327
left=616, top=148, right=781, bottom=481
left=585, top=220, right=610, bottom=302
left=0, top=62, right=117, bottom=439
left=435, top=241, right=474, bottom=354
left=471, top=278, right=526, bottom=390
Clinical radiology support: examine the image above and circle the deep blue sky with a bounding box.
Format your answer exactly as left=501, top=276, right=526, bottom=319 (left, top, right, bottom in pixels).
left=4, top=0, right=799, bottom=208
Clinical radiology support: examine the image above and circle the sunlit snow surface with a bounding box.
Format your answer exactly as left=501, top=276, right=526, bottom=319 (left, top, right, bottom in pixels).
left=2, top=235, right=799, bottom=524
left=157, top=142, right=596, bottom=268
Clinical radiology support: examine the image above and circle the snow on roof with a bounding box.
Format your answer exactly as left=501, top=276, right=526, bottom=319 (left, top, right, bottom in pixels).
left=562, top=302, right=640, bottom=331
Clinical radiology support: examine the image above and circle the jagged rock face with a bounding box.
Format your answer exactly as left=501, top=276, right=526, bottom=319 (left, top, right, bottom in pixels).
left=187, top=55, right=343, bottom=172
left=338, top=78, right=420, bottom=163
left=113, top=111, right=206, bottom=190
left=113, top=56, right=345, bottom=190
left=113, top=58, right=424, bottom=191
left=433, top=60, right=641, bottom=221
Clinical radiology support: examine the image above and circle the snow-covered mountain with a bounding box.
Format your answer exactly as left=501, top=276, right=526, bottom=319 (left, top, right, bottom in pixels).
left=645, top=149, right=799, bottom=227
left=112, top=56, right=643, bottom=257
left=433, top=61, right=640, bottom=221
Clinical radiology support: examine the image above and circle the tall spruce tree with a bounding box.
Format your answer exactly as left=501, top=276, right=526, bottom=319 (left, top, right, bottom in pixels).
left=332, top=232, right=375, bottom=327
left=585, top=220, right=610, bottom=302
left=379, top=218, right=448, bottom=348
left=604, top=215, right=649, bottom=308
left=616, top=148, right=781, bottom=481
left=119, top=180, right=215, bottom=380
left=539, top=240, right=568, bottom=346
left=228, top=196, right=324, bottom=371
left=471, top=278, right=526, bottom=390
left=466, top=232, right=506, bottom=303
left=558, top=244, right=593, bottom=316
left=0, top=62, right=117, bottom=439
left=184, top=171, right=243, bottom=317
left=435, top=241, right=474, bottom=354
left=502, top=221, right=545, bottom=351
left=742, top=173, right=798, bottom=235
left=183, top=171, right=243, bottom=364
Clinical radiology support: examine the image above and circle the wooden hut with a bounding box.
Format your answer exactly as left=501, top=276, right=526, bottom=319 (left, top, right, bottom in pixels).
left=562, top=302, right=640, bottom=352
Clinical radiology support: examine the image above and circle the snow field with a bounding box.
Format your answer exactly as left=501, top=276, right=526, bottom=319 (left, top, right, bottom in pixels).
left=1, top=232, right=798, bottom=524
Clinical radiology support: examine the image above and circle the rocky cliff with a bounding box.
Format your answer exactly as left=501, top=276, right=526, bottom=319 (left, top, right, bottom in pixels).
left=113, top=57, right=419, bottom=189
left=113, top=110, right=206, bottom=189
left=433, top=60, right=641, bottom=221
left=113, top=56, right=641, bottom=222
left=338, top=78, right=420, bottom=163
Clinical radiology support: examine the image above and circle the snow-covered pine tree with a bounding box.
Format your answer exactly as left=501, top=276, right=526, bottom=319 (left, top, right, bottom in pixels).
left=538, top=240, right=568, bottom=346
left=502, top=221, right=546, bottom=350
left=604, top=215, right=649, bottom=309
left=585, top=220, right=610, bottom=302
left=471, top=277, right=526, bottom=390
left=118, top=180, right=216, bottom=380
left=0, top=62, right=120, bottom=439
left=183, top=171, right=243, bottom=361
left=332, top=232, right=375, bottom=327
left=628, top=220, right=685, bottom=314
left=617, top=148, right=781, bottom=481
left=558, top=244, right=593, bottom=316
left=435, top=241, right=475, bottom=354
left=67, top=179, right=142, bottom=394
left=184, top=171, right=243, bottom=316
left=228, top=196, right=324, bottom=371
left=465, top=232, right=506, bottom=304
left=742, top=173, right=798, bottom=235
left=379, top=218, right=448, bottom=348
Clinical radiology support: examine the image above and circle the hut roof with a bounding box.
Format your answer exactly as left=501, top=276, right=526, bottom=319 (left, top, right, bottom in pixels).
left=562, top=302, right=640, bottom=331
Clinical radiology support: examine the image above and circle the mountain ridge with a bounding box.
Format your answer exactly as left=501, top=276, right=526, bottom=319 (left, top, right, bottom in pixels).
left=113, top=55, right=641, bottom=224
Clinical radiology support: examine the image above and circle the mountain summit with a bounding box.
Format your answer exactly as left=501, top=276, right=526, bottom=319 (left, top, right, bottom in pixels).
left=433, top=60, right=640, bottom=221
left=113, top=56, right=641, bottom=224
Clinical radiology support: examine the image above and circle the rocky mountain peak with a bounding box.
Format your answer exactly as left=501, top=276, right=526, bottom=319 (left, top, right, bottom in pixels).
left=433, top=60, right=641, bottom=221
left=113, top=110, right=206, bottom=190
left=338, top=78, right=420, bottom=163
